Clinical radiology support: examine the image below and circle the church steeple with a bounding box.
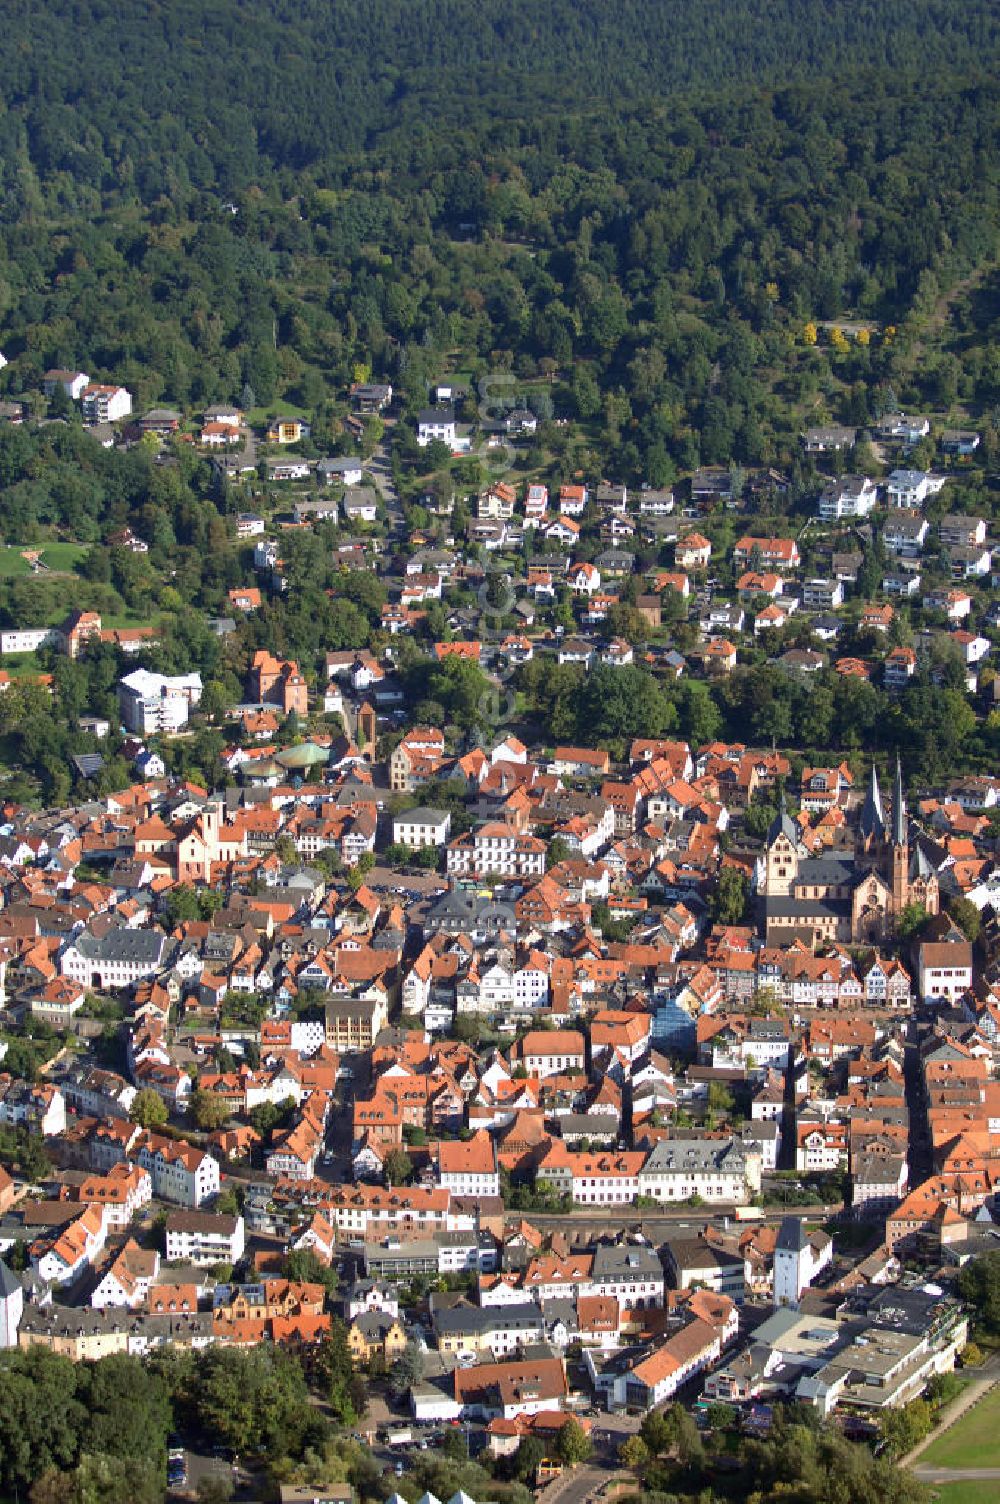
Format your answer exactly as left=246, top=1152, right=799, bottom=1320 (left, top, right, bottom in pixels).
left=859, top=763, right=885, bottom=846
left=766, top=791, right=799, bottom=849
left=891, top=754, right=907, bottom=847
left=890, top=754, right=909, bottom=916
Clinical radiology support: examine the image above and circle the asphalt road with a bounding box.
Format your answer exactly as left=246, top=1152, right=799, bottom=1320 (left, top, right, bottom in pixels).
left=368, top=441, right=406, bottom=535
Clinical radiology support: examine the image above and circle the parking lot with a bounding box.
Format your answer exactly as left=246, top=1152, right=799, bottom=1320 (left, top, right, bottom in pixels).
left=167, top=1447, right=248, bottom=1501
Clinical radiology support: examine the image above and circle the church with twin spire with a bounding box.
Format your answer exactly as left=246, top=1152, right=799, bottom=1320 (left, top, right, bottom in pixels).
left=758, top=758, right=939, bottom=947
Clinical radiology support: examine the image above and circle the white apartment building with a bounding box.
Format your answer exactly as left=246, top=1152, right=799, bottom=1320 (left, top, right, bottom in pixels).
left=801, top=578, right=844, bottom=610
left=918, top=941, right=974, bottom=1003
left=61, top=1068, right=137, bottom=1121
left=165, top=1211, right=246, bottom=1266
left=568, top=1154, right=645, bottom=1206
left=638, top=1137, right=759, bottom=1203
left=591, top=1244, right=665, bottom=1306
left=135, top=1135, right=221, bottom=1207
left=476, top=960, right=549, bottom=1014
left=61, top=928, right=167, bottom=992
left=817, top=475, right=878, bottom=519
left=118, top=667, right=203, bottom=733
left=887, top=469, right=940, bottom=509
left=81, top=384, right=132, bottom=424
left=0, top=628, right=59, bottom=655
left=417, top=407, right=456, bottom=446
left=436, top=1133, right=500, bottom=1198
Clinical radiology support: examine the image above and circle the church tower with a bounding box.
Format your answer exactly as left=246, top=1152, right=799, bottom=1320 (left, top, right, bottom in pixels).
left=858, top=763, right=886, bottom=856
left=890, top=755, right=909, bottom=916
left=763, top=798, right=801, bottom=898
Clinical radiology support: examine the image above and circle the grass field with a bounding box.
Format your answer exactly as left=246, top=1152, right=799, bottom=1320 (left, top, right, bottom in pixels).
left=0, top=542, right=89, bottom=576
left=919, top=1385, right=1000, bottom=1470
left=929, top=1482, right=1000, bottom=1504
left=245, top=401, right=305, bottom=426
left=38, top=541, right=89, bottom=571
left=99, top=611, right=150, bottom=630
left=0, top=547, right=34, bottom=577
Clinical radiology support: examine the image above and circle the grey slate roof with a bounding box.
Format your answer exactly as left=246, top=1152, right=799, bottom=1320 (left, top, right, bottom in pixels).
left=591, top=1243, right=664, bottom=1281
left=642, top=1137, right=747, bottom=1174
left=68, top=926, right=166, bottom=964
left=0, top=1257, right=21, bottom=1299
left=776, top=1216, right=808, bottom=1254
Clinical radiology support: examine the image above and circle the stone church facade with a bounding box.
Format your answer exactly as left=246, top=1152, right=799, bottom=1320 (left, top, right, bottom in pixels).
left=759, top=761, right=939, bottom=947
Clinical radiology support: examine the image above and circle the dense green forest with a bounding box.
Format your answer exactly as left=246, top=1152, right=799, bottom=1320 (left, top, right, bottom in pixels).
left=3, top=73, right=1000, bottom=470
left=1, top=4, right=999, bottom=480
left=2, top=1, right=998, bottom=204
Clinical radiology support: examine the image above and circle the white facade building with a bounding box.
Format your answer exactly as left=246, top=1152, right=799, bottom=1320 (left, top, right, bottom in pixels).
left=638, top=1137, right=759, bottom=1204
left=118, top=668, right=203, bottom=733
left=773, top=1217, right=834, bottom=1309
left=0, top=628, right=59, bottom=655
left=417, top=407, right=457, bottom=447
left=392, top=808, right=452, bottom=849
left=135, top=1136, right=221, bottom=1207
left=165, top=1211, right=246, bottom=1265
left=81, top=384, right=133, bottom=424
left=887, top=470, right=940, bottom=509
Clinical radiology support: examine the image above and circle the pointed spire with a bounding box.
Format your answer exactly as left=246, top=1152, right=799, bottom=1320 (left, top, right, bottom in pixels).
left=767, top=789, right=799, bottom=847
left=892, top=754, right=907, bottom=846
left=859, top=762, right=885, bottom=844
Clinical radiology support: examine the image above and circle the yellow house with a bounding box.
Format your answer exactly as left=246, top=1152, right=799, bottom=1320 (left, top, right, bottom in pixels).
left=437, top=1325, right=494, bottom=1357
left=266, top=417, right=309, bottom=444
left=19, top=1307, right=129, bottom=1361
left=347, top=1312, right=408, bottom=1366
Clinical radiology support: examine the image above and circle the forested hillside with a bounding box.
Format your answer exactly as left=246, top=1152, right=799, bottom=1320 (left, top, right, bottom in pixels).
left=1, top=1, right=998, bottom=206
left=0, top=5, right=999, bottom=555
left=1, top=65, right=999, bottom=491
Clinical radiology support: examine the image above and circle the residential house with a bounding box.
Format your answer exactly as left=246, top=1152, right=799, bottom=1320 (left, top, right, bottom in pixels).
left=417, top=407, right=456, bottom=447
left=817, top=476, right=877, bottom=520
left=886, top=470, right=939, bottom=509
left=266, top=416, right=311, bottom=444
left=802, top=426, right=857, bottom=453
